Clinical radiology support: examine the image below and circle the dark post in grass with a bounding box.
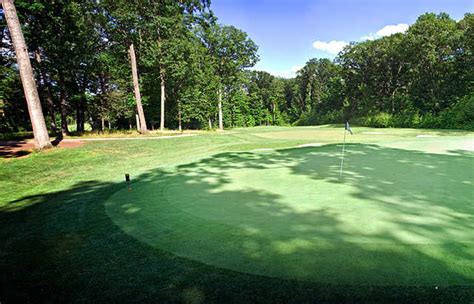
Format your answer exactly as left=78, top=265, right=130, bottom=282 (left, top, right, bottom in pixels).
left=125, top=174, right=131, bottom=191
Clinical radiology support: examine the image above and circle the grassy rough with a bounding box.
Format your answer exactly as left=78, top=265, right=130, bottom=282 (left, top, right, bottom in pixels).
left=1, top=126, right=473, bottom=303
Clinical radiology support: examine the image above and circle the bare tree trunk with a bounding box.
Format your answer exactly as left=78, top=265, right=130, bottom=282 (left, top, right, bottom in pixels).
left=160, top=67, right=165, bottom=132
left=101, top=117, right=105, bottom=131
left=272, top=102, right=276, bottom=125
left=76, top=76, right=87, bottom=133
left=60, top=92, right=69, bottom=136
left=75, top=90, right=85, bottom=133
left=76, top=105, right=81, bottom=132
left=3, top=0, right=51, bottom=149
left=58, top=76, right=69, bottom=136
left=178, top=100, right=182, bottom=132
left=98, top=72, right=107, bottom=133
left=218, top=86, right=223, bottom=130
left=208, top=117, right=212, bottom=129
left=129, top=43, right=148, bottom=133
left=135, top=114, right=140, bottom=131
left=76, top=95, right=85, bottom=133
left=391, top=95, right=395, bottom=114
left=34, top=50, right=57, bottom=134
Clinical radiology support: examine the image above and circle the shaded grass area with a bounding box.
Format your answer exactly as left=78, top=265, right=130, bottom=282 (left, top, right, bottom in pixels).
left=107, top=143, right=474, bottom=286
left=1, top=127, right=473, bottom=302
left=1, top=180, right=473, bottom=303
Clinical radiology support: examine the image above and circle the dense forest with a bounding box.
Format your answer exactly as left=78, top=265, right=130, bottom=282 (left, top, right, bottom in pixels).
left=1, top=1, right=473, bottom=139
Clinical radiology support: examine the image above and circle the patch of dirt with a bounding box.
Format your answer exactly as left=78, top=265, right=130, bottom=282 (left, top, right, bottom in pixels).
left=0, top=139, right=84, bottom=159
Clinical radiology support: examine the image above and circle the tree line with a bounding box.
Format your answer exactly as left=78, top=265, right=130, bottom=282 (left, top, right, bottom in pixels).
left=1, top=0, right=260, bottom=138
left=293, top=13, right=473, bottom=130
left=1, top=1, right=473, bottom=148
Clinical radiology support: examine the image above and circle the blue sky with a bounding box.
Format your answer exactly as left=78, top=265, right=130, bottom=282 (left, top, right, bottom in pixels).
left=212, top=0, right=473, bottom=77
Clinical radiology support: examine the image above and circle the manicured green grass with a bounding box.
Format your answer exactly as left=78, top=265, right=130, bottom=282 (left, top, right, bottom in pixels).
left=1, top=126, right=473, bottom=302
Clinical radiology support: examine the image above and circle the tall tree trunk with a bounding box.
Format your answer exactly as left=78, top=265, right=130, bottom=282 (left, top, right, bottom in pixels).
left=128, top=43, right=148, bottom=133
left=160, top=67, right=165, bottom=131
left=98, top=72, right=107, bottom=133
left=76, top=97, right=85, bottom=133
left=88, top=116, right=96, bottom=132
left=218, top=86, right=223, bottom=130
left=178, top=100, right=182, bottom=132
left=58, top=75, right=69, bottom=136
left=272, top=102, right=276, bottom=125
left=34, top=50, right=57, bottom=134
left=3, top=0, right=51, bottom=149
left=208, top=117, right=212, bottom=129
left=391, top=91, right=396, bottom=114
left=76, top=76, right=87, bottom=133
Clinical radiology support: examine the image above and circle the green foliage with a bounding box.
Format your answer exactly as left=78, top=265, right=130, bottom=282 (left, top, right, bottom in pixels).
left=295, top=110, right=344, bottom=126
left=355, top=113, right=394, bottom=128
left=435, top=94, right=474, bottom=130
left=292, top=13, right=473, bottom=130
left=349, top=95, right=473, bottom=130
left=390, top=109, right=422, bottom=128
left=0, top=64, right=28, bottom=132
left=1, top=6, right=471, bottom=132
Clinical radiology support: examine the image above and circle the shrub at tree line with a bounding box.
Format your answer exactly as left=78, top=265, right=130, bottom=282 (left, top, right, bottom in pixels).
left=1, top=2, right=472, bottom=133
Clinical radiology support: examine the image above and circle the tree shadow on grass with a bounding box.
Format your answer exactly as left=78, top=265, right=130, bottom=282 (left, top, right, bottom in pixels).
left=0, top=144, right=473, bottom=303
left=116, top=144, right=473, bottom=283
left=0, top=141, right=32, bottom=158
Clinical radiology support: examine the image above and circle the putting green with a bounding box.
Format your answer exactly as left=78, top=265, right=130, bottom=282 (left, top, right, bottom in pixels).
left=106, top=137, right=474, bottom=286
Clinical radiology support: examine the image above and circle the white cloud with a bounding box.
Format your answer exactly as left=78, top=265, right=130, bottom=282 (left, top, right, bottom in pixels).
left=311, top=23, right=410, bottom=56
left=360, top=35, right=376, bottom=41
left=360, top=23, right=409, bottom=41
left=376, top=23, right=409, bottom=37
left=312, top=40, right=348, bottom=55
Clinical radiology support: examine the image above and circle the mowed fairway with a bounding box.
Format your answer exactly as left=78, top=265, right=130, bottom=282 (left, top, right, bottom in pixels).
left=1, top=126, right=473, bottom=302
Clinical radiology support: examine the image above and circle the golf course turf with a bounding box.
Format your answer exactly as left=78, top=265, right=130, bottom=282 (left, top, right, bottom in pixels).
left=1, top=126, right=473, bottom=302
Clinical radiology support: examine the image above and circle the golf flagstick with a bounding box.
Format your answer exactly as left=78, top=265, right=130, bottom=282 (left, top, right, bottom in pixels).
left=339, top=121, right=353, bottom=180
left=339, top=127, right=347, bottom=180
